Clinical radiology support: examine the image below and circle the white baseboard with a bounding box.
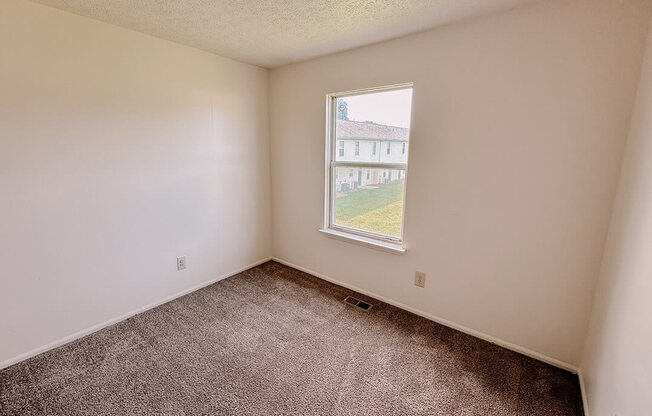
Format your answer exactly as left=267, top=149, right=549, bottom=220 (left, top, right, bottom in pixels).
left=0, top=257, right=272, bottom=371
left=2, top=255, right=582, bottom=377
left=577, top=369, right=590, bottom=416
left=272, top=256, right=579, bottom=374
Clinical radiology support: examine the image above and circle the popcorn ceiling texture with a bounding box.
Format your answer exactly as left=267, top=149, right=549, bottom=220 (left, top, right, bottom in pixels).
left=28, top=0, right=538, bottom=67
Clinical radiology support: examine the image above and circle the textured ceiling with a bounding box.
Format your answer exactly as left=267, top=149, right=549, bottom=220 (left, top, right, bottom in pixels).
left=30, top=0, right=539, bottom=67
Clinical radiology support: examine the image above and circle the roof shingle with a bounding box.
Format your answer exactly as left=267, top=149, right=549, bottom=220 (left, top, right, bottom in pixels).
left=336, top=119, right=408, bottom=141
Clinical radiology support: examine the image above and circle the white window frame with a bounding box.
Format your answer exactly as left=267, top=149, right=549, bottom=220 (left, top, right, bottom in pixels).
left=321, top=83, right=413, bottom=254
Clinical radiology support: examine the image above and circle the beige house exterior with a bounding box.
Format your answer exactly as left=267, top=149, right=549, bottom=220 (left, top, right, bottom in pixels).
left=334, top=119, right=408, bottom=192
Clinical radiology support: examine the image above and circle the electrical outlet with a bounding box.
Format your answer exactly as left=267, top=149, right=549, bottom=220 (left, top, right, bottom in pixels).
left=414, top=271, right=426, bottom=288
left=177, top=256, right=186, bottom=271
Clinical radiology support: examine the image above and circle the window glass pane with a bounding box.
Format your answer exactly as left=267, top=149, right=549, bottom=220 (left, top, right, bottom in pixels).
left=335, top=89, right=412, bottom=163
left=333, top=166, right=406, bottom=238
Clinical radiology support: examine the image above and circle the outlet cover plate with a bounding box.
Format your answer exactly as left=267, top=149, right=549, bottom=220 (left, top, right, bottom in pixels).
left=414, top=271, right=426, bottom=288
left=177, top=256, right=186, bottom=271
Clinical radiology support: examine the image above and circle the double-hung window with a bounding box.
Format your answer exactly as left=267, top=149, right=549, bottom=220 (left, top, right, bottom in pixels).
left=323, top=84, right=413, bottom=251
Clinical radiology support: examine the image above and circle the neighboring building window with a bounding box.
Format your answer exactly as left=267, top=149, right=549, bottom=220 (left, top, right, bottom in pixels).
left=325, top=85, right=413, bottom=243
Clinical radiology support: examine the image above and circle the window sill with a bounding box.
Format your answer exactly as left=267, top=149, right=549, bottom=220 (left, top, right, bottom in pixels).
left=319, top=228, right=406, bottom=255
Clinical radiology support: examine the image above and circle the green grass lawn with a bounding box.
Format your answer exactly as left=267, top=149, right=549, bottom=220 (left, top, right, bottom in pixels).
left=335, top=182, right=404, bottom=237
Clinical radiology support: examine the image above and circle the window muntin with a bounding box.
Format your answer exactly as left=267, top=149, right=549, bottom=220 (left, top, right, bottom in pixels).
left=325, top=84, right=413, bottom=243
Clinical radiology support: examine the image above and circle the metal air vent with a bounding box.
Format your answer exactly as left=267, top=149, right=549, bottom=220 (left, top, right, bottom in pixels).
left=343, top=296, right=373, bottom=311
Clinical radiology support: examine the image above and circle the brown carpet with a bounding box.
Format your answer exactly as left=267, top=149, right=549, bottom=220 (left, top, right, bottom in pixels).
left=0, top=261, right=583, bottom=415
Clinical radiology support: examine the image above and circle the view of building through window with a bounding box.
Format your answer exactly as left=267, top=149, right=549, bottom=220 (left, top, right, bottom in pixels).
left=328, top=86, right=413, bottom=239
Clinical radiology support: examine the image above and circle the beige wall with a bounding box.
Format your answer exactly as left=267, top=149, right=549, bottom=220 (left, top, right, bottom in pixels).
left=0, top=0, right=271, bottom=365
left=580, top=13, right=652, bottom=416
left=269, top=0, right=651, bottom=367
left=3, top=0, right=652, bottom=396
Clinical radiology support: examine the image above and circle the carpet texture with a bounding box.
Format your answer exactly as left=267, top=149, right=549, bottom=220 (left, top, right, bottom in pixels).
left=0, top=261, right=584, bottom=415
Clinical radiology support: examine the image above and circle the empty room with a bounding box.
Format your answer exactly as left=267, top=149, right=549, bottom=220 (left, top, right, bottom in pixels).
left=1, top=0, right=651, bottom=414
